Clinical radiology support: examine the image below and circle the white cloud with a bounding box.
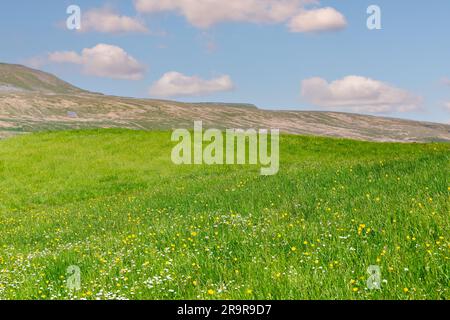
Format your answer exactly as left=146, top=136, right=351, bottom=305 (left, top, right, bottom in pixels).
left=149, top=72, right=234, bottom=97
left=48, top=51, right=82, bottom=64
left=81, top=7, right=149, bottom=34
left=442, top=77, right=450, bottom=86
left=135, top=0, right=303, bottom=27
left=48, top=44, right=146, bottom=80
left=134, top=0, right=346, bottom=33
left=288, top=7, right=347, bottom=33
left=23, top=56, right=47, bottom=69
left=301, top=76, right=422, bottom=113
left=440, top=79, right=450, bottom=113
left=444, top=102, right=450, bottom=112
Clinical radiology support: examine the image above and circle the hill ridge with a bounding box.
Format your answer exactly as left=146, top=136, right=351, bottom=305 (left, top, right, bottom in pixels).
left=0, top=63, right=86, bottom=94
left=0, top=63, right=449, bottom=142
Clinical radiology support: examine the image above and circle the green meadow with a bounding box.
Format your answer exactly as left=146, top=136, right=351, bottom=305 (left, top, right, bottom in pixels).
left=0, top=129, right=448, bottom=300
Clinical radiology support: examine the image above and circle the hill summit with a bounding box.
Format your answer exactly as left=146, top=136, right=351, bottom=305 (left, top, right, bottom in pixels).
left=0, top=63, right=86, bottom=94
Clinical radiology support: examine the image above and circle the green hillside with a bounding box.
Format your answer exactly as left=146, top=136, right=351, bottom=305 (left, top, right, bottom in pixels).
left=0, top=130, right=448, bottom=300
left=0, top=63, right=86, bottom=94
left=1, top=63, right=449, bottom=142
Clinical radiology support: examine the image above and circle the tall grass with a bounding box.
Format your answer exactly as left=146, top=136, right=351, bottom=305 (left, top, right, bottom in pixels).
left=0, top=129, right=448, bottom=300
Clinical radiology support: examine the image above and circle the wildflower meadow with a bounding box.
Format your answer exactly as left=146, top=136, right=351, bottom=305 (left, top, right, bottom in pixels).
left=0, top=129, right=448, bottom=300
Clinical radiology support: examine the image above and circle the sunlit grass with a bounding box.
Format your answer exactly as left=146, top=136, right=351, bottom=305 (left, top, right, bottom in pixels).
left=0, top=129, right=448, bottom=300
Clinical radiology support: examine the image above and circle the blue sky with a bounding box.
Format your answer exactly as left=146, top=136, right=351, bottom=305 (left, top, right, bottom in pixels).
left=1, top=0, right=450, bottom=123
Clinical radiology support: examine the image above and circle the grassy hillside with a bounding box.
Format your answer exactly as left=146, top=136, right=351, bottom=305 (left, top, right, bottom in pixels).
left=0, top=63, right=86, bottom=94
left=1, top=63, right=449, bottom=142
left=0, top=130, right=448, bottom=300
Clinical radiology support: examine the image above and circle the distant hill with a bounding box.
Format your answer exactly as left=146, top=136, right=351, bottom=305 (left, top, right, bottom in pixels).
left=0, top=63, right=86, bottom=94
left=0, top=63, right=449, bottom=142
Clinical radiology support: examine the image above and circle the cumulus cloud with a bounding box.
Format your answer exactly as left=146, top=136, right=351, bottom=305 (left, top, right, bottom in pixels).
left=288, top=7, right=347, bottom=32
left=134, top=0, right=346, bottom=33
left=80, top=7, right=149, bottom=34
left=443, top=102, right=450, bottom=112
left=48, top=51, right=82, bottom=64
left=48, top=44, right=146, bottom=80
left=442, top=77, right=450, bottom=86
left=149, top=72, right=234, bottom=97
left=301, top=76, right=422, bottom=113
left=23, top=56, right=48, bottom=69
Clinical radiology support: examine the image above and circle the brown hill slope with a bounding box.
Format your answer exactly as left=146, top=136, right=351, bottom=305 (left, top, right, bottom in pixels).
left=0, top=64, right=449, bottom=142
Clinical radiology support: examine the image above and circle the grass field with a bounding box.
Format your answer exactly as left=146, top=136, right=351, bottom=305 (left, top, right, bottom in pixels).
left=0, top=129, right=448, bottom=300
